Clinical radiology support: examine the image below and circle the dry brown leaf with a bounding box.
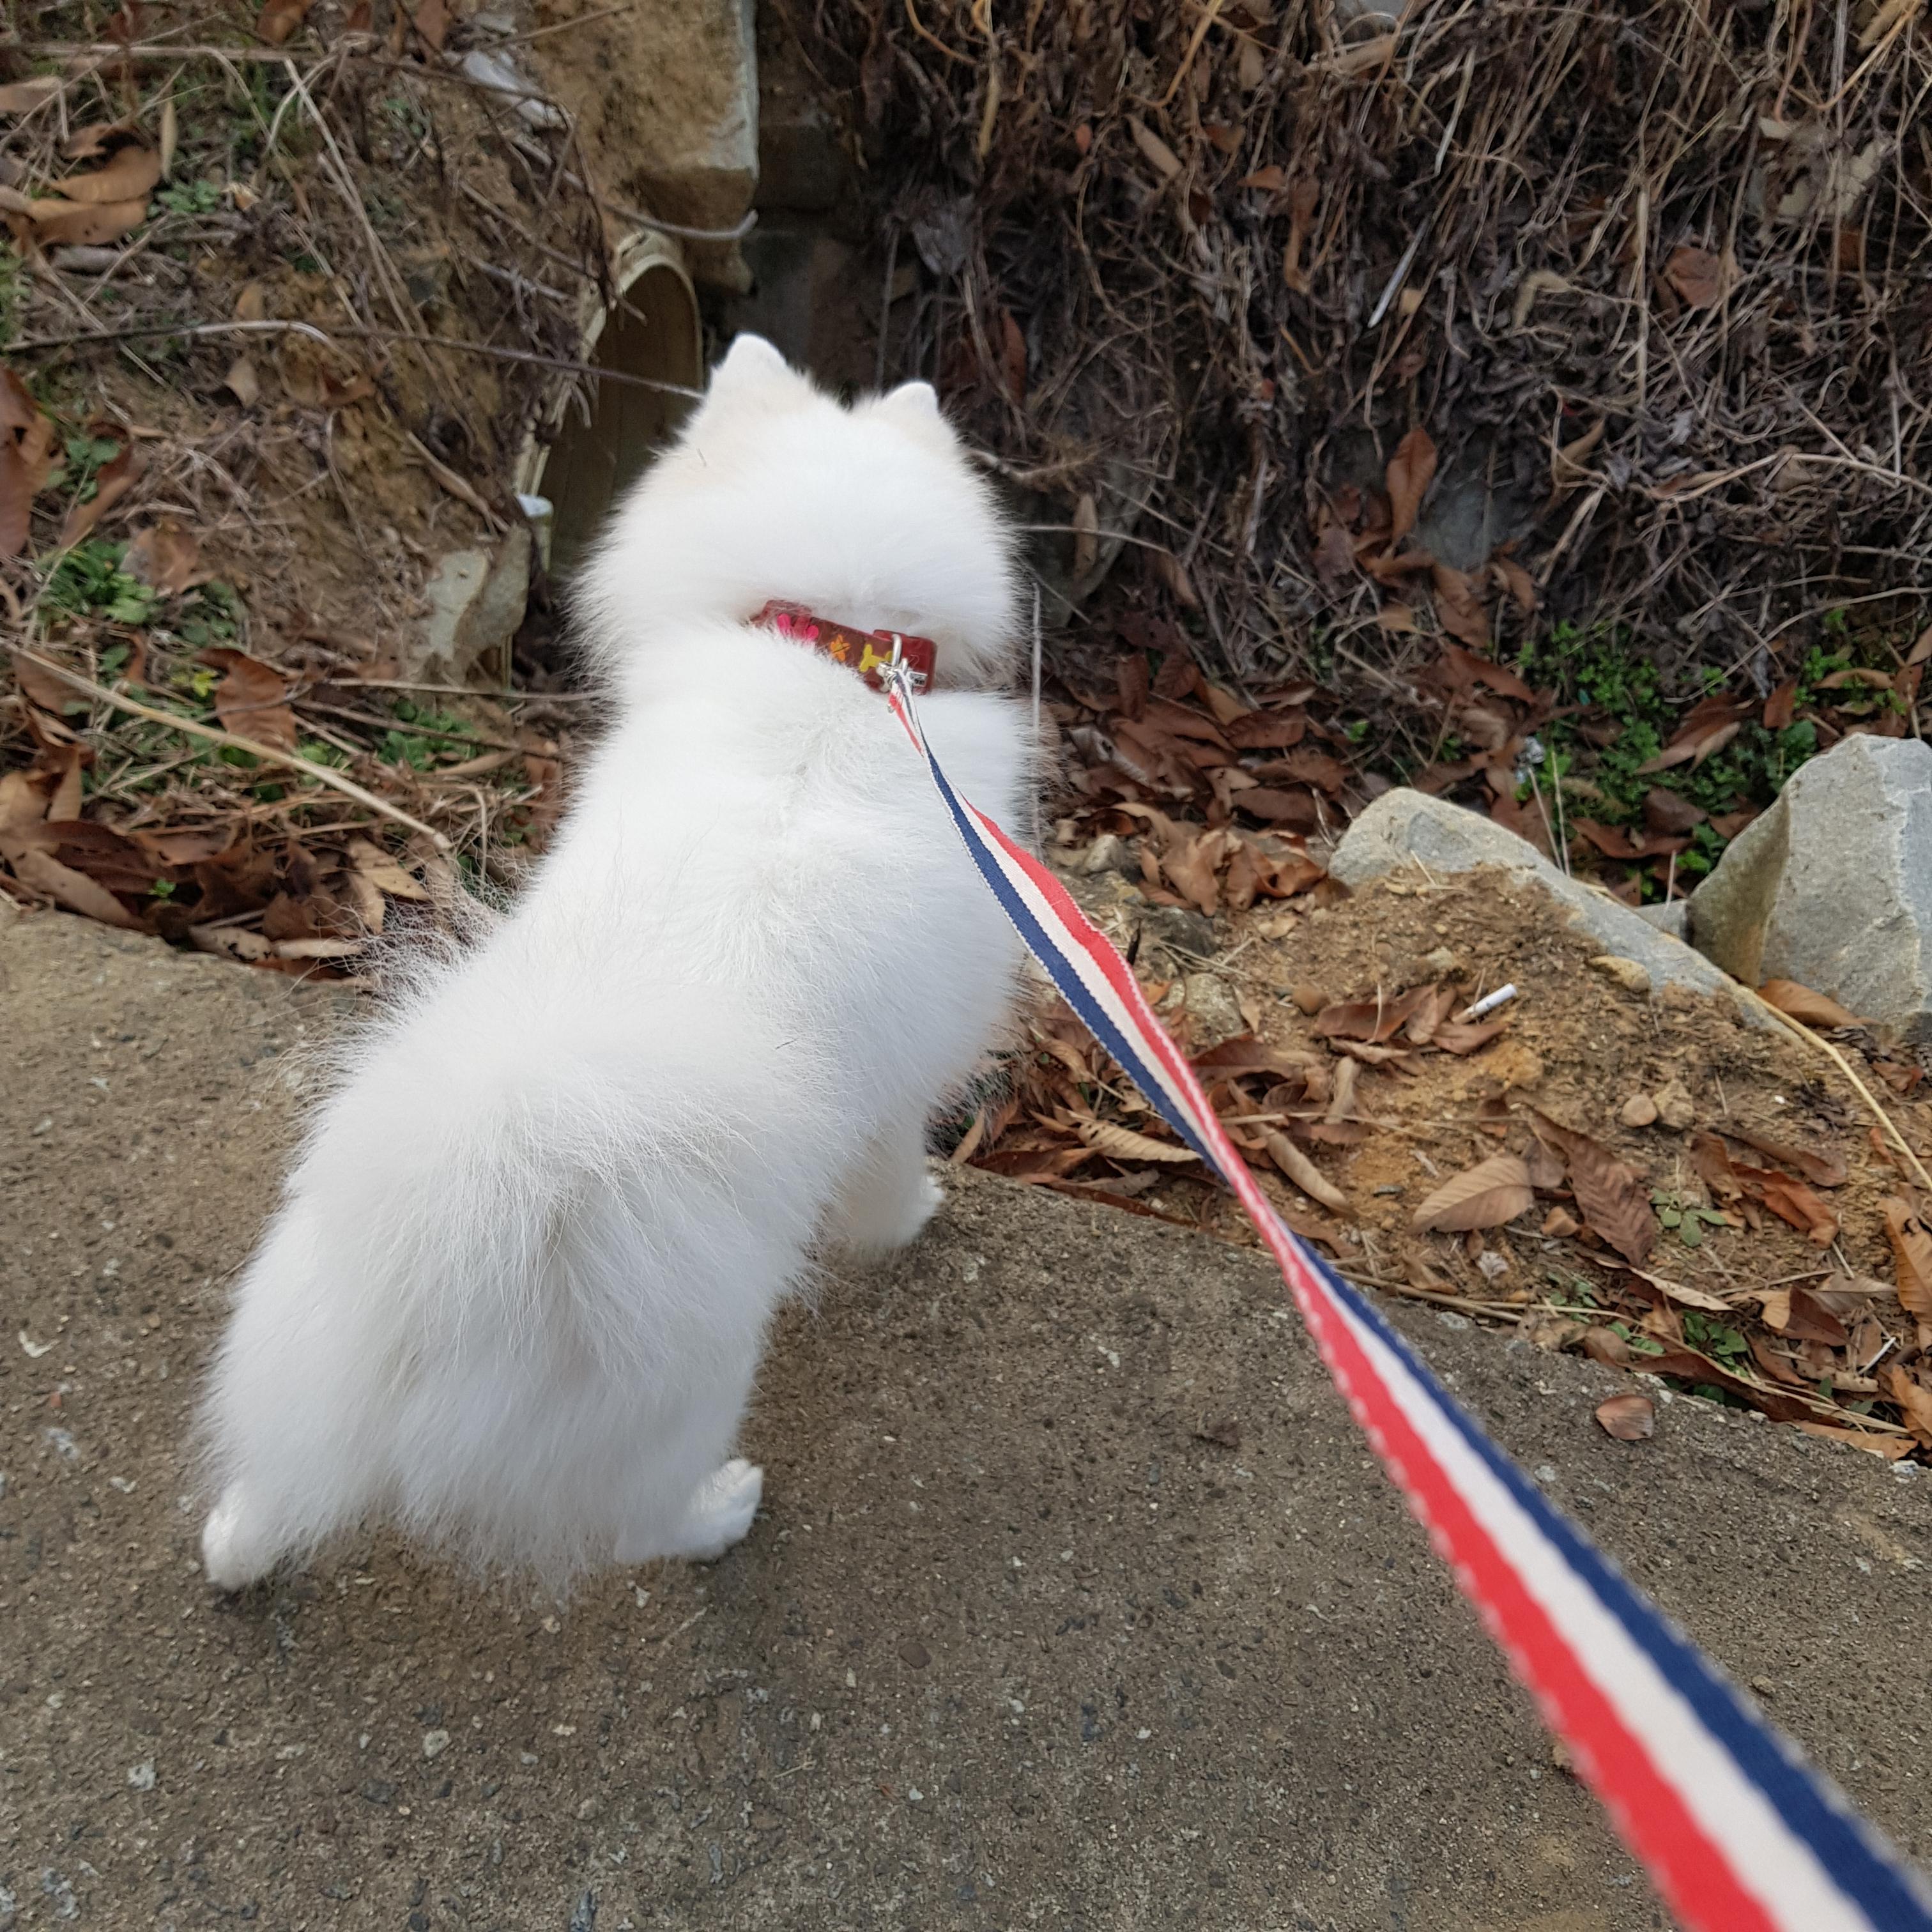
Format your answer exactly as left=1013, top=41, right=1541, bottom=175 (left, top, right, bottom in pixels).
left=42, top=749, right=80, bottom=827
left=1402, top=984, right=1455, bottom=1046
left=1432, top=1016, right=1508, bottom=1055
left=1532, top=1111, right=1654, bottom=1264
left=0, top=768, right=54, bottom=860
left=1728, top=1130, right=1846, bottom=1187
left=1225, top=709, right=1308, bottom=751
left=1127, top=117, right=1183, bottom=181
left=1430, top=564, right=1492, bottom=650
left=201, top=647, right=298, bottom=749
left=1663, top=243, right=1732, bottom=308
left=0, top=79, right=63, bottom=114
left=1882, top=1197, right=1932, bottom=1318
left=1524, top=1138, right=1565, bottom=1191
left=410, top=0, right=450, bottom=47
left=1750, top=1333, right=1809, bottom=1388
left=1193, top=1036, right=1321, bottom=1080
left=10, top=848, right=144, bottom=928
left=1795, top=1422, right=1915, bottom=1460
left=1254, top=747, right=1349, bottom=795
left=1687, top=1131, right=1743, bottom=1202
left=1150, top=546, right=1200, bottom=608
left=1580, top=1327, right=1631, bottom=1368
left=1756, top=1172, right=1839, bottom=1246
left=1411, top=1154, right=1534, bottom=1234
left=1781, top=1285, right=1850, bottom=1345
left=257, top=0, right=316, bottom=40
left=56, top=142, right=160, bottom=205
left=346, top=837, right=429, bottom=900
left=1644, top=1273, right=1733, bottom=1314
left=1384, top=427, right=1436, bottom=548
left=1263, top=1130, right=1351, bottom=1216
left=0, top=366, right=56, bottom=558
left=1638, top=1348, right=1816, bottom=1425
left=1234, top=786, right=1317, bottom=829
left=1315, top=986, right=1431, bottom=1044
left=23, top=194, right=150, bottom=248
left=1757, top=979, right=1864, bottom=1029
left=1491, top=553, right=1538, bottom=615
left=1542, top=1205, right=1580, bottom=1238
left=57, top=443, right=141, bottom=545
left=223, top=355, right=263, bottom=408
left=123, top=518, right=204, bottom=595
left=1637, top=694, right=1750, bottom=773
left=10, top=650, right=84, bottom=716
left=995, top=306, right=1027, bottom=404
left=1070, top=491, right=1099, bottom=579
left=1161, top=829, right=1226, bottom=915
left=1573, top=820, right=1689, bottom=862
left=1594, top=1393, right=1655, bottom=1442
left=1883, top=1367, right=1932, bottom=1448
left=1076, top=1119, right=1198, bottom=1165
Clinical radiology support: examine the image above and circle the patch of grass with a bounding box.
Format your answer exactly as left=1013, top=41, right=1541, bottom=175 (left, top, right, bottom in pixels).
left=42, top=539, right=158, bottom=628
left=0, top=243, right=20, bottom=350
left=1510, top=618, right=1896, bottom=892
left=1650, top=1187, right=1727, bottom=1249
left=59, top=431, right=123, bottom=501
left=170, top=581, right=241, bottom=653
left=375, top=698, right=487, bottom=771
left=1681, top=1308, right=1749, bottom=1367
left=1609, top=1321, right=1666, bottom=1358
left=157, top=177, right=224, bottom=218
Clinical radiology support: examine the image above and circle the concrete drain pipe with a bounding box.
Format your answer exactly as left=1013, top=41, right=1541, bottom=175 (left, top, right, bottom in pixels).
left=516, top=229, right=703, bottom=585
left=420, top=231, right=703, bottom=689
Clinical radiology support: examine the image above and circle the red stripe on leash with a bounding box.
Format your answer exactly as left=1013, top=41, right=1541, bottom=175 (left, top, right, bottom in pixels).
left=1257, top=1222, right=1780, bottom=1932
left=964, top=802, right=1216, bottom=1138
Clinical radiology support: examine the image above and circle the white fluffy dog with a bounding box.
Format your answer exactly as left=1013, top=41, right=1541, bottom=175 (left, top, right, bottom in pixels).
left=197, top=335, right=1030, bottom=1589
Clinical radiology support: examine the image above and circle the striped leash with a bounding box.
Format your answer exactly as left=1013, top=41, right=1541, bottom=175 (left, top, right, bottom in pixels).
left=880, top=666, right=1932, bottom=1932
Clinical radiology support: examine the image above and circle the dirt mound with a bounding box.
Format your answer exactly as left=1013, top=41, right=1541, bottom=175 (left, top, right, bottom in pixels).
left=0, top=1, right=709, bottom=951
left=969, top=854, right=1932, bottom=1459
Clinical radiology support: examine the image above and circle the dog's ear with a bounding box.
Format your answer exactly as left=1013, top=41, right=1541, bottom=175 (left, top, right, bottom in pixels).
left=874, top=379, right=946, bottom=429
left=709, top=334, right=805, bottom=404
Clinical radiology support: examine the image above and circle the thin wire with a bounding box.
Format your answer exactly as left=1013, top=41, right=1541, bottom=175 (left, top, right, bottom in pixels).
left=1029, top=583, right=1043, bottom=854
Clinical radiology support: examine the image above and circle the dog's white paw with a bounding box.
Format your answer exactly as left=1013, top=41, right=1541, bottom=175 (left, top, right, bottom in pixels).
left=670, top=1458, right=763, bottom=1563
left=201, top=1486, right=277, bottom=1592
left=838, top=1169, right=943, bottom=1256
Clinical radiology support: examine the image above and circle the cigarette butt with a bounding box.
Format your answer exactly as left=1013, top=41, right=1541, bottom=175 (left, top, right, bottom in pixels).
left=1458, top=983, right=1517, bottom=1023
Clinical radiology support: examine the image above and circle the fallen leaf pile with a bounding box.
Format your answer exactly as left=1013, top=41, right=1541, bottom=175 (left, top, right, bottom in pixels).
left=964, top=854, right=1932, bottom=1461
left=3, top=608, right=565, bottom=972
left=1041, top=639, right=1350, bottom=916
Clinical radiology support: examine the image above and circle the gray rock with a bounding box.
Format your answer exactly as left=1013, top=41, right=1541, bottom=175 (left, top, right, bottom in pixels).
left=1634, top=900, right=1689, bottom=940
left=1139, top=903, right=1219, bottom=964
left=1080, top=832, right=1137, bottom=878
left=408, top=526, right=533, bottom=686
left=1181, top=972, right=1245, bottom=1048
left=1687, top=734, right=1932, bottom=1043
left=1329, top=788, right=1758, bottom=1015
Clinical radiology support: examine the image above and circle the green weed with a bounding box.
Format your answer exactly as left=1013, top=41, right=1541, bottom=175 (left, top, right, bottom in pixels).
left=43, top=539, right=158, bottom=627
left=1681, top=1308, right=1749, bottom=1367
left=157, top=177, right=224, bottom=217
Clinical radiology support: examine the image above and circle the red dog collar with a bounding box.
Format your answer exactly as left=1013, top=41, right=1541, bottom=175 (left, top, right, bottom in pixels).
left=753, top=601, right=935, bottom=694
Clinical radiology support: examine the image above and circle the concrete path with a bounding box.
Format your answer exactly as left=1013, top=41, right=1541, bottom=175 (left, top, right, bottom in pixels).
left=4, top=908, right=1930, bottom=1931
